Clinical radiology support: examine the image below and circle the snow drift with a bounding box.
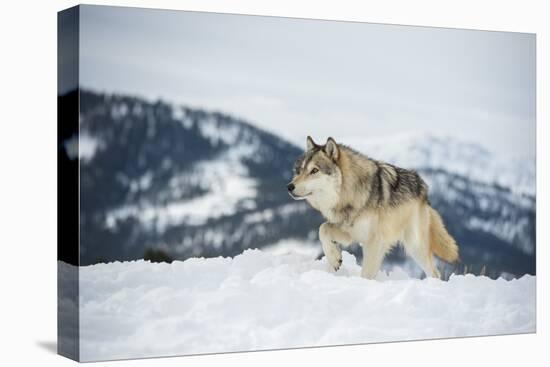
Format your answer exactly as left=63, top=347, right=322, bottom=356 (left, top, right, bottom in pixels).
left=67, top=249, right=535, bottom=361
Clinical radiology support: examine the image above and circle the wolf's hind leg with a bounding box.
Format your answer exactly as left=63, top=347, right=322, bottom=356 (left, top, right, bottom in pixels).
left=319, top=222, right=352, bottom=271
left=405, top=214, right=441, bottom=279
left=409, top=246, right=441, bottom=279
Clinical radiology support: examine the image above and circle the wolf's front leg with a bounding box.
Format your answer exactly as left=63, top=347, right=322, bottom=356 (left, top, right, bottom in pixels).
left=361, top=243, right=386, bottom=279
left=319, top=222, right=352, bottom=271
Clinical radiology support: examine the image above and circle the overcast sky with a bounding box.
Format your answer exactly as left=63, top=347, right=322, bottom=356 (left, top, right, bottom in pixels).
left=78, top=5, right=535, bottom=157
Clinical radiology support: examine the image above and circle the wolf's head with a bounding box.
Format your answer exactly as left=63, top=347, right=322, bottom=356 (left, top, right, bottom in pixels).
left=287, top=136, right=343, bottom=207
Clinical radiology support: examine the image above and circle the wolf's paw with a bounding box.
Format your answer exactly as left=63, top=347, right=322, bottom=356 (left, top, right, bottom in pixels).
left=326, top=252, right=343, bottom=272
left=322, top=237, right=342, bottom=272
left=334, top=258, right=343, bottom=271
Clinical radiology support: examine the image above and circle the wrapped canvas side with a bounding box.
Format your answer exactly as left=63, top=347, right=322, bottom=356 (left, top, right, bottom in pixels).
left=57, top=5, right=80, bottom=362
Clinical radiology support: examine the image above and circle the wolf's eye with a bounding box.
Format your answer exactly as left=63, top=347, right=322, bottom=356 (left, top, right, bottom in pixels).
left=310, top=167, right=319, bottom=175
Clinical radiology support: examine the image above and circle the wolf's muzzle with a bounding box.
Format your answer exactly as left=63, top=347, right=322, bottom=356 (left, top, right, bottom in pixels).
left=287, top=183, right=295, bottom=192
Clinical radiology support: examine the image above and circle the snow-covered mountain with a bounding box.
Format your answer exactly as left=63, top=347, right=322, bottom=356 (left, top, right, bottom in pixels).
left=67, top=90, right=535, bottom=277
left=75, top=90, right=321, bottom=266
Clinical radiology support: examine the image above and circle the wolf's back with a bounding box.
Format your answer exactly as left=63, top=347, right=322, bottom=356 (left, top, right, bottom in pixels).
left=428, top=206, right=459, bottom=263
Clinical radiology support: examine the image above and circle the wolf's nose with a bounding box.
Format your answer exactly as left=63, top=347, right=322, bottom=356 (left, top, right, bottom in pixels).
left=287, top=183, right=295, bottom=192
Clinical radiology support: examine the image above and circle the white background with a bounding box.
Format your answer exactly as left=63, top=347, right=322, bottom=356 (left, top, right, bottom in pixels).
left=0, top=0, right=547, bottom=366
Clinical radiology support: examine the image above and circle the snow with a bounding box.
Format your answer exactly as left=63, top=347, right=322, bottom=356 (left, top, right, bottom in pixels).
left=105, top=145, right=258, bottom=230
left=63, top=132, right=101, bottom=162
left=467, top=216, right=533, bottom=254
left=110, top=103, right=128, bottom=120
left=128, top=171, right=154, bottom=193
left=243, top=203, right=309, bottom=224
left=198, top=115, right=242, bottom=146
left=170, top=106, right=193, bottom=129
left=65, top=249, right=536, bottom=362
left=170, top=105, right=185, bottom=121
left=106, top=172, right=255, bottom=229
left=103, top=120, right=264, bottom=230
left=80, top=134, right=100, bottom=161
left=262, top=239, right=321, bottom=258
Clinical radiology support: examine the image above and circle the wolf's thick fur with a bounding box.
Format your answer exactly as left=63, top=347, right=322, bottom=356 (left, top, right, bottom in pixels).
left=288, top=136, right=459, bottom=279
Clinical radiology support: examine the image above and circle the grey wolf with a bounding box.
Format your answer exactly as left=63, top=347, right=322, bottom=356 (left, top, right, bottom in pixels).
left=287, top=136, right=459, bottom=279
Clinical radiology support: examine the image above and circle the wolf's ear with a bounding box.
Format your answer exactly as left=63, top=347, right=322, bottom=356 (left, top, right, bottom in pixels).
left=306, top=136, right=317, bottom=151
left=324, top=137, right=339, bottom=161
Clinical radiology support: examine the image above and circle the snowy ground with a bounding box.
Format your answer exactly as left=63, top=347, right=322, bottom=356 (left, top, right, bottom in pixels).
left=64, top=249, right=536, bottom=361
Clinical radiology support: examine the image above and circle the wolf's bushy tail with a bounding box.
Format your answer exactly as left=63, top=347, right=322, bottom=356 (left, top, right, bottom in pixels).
left=429, top=206, right=459, bottom=263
